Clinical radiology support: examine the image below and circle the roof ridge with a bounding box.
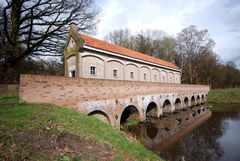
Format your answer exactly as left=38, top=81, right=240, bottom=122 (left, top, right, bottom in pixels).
left=79, top=33, right=179, bottom=70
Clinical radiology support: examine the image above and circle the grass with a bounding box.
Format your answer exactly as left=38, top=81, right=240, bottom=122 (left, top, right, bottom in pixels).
left=207, top=88, right=240, bottom=104
left=0, top=96, right=162, bottom=161
left=0, top=95, right=19, bottom=103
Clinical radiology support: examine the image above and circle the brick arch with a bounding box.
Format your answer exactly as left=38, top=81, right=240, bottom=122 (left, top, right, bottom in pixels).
left=88, top=110, right=111, bottom=125
left=145, top=101, right=158, bottom=118
left=162, top=99, right=172, bottom=113
left=174, top=98, right=182, bottom=110
left=82, top=54, right=105, bottom=62
left=196, top=95, right=201, bottom=105
left=125, top=63, right=139, bottom=67
left=183, top=97, right=190, bottom=108
left=119, top=104, right=141, bottom=127
left=191, top=96, right=196, bottom=107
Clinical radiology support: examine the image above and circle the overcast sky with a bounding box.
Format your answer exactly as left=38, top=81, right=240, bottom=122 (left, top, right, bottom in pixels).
left=94, top=0, right=240, bottom=68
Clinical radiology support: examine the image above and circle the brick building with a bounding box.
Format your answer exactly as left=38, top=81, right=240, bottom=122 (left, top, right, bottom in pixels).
left=64, top=24, right=181, bottom=83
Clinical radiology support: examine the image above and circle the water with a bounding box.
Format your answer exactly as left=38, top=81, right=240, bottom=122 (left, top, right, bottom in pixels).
left=128, top=104, right=240, bottom=161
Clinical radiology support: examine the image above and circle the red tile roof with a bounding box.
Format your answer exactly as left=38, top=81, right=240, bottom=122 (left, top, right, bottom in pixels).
left=80, top=33, right=179, bottom=70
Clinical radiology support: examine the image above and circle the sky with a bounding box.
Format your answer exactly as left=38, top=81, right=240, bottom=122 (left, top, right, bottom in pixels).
left=94, top=0, right=240, bottom=68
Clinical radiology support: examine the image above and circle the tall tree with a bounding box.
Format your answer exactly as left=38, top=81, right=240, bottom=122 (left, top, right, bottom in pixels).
left=1, top=0, right=99, bottom=83
left=176, top=25, right=215, bottom=84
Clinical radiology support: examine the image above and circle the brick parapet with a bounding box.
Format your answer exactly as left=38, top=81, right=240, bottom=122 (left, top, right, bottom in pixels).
left=20, top=74, right=209, bottom=108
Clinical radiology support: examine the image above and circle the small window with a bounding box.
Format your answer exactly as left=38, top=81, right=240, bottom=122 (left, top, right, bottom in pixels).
left=90, top=66, right=96, bottom=76
left=70, top=70, right=76, bottom=77
left=154, top=75, right=157, bottom=81
left=130, top=72, right=134, bottom=79
left=163, top=76, right=165, bottom=82
left=144, top=73, right=147, bottom=80
left=113, top=69, right=117, bottom=77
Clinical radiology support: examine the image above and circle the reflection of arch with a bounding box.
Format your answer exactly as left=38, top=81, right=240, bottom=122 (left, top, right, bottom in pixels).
left=201, top=94, right=205, bottom=104
left=120, top=105, right=140, bottom=125
left=175, top=98, right=182, bottom=110
left=88, top=110, right=110, bottom=125
left=191, top=96, right=196, bottom=107
left=146, top=124, right=158, bottom=139
left=146, top=102, right=158, bottom=118
left=196, top=95, right=201, bottom=105
left=184, top=97, right=189, bottom=108
left=163, top=99, right=172, bottom=113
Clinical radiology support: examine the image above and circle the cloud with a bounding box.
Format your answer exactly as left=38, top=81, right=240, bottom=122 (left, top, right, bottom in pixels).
left=96, top=0, right=240, bottom=68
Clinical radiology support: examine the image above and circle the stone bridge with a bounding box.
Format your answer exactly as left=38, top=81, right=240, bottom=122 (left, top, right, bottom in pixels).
left=20, top=74, right=210, bottom=129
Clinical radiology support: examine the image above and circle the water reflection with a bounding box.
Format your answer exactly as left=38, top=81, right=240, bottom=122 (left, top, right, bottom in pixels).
left=128, top=104, right=240, bottom=161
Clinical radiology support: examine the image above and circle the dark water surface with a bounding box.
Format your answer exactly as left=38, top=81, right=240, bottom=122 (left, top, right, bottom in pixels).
left=128, top=104, right=240, bottom=161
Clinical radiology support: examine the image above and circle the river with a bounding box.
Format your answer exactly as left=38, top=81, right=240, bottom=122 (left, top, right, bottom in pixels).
left=127, top=104, right=240, bottom=161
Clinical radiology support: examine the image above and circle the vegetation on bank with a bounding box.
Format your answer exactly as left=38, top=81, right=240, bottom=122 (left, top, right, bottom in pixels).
left=0, top=96, right=161, bottom=161
left=207, top=88, right=240, bottom=104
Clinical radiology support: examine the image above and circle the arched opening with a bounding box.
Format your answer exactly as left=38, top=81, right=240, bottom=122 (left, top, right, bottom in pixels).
left=201, top=95, right=205, bottom=104
left=184, top=97, right=189, bottom=108
left=146, top=102, right=158, bottom=118
left=88, top=110, right=110, bottom=124
left=163, top=99, right=172, bottom=113
left=175, top=98, right=182, bottom=110
left=120, top=105, right=140, bottom=125
left=191, top=96, right=196, bottom=107
left=196, top=95, right=201, bottom=105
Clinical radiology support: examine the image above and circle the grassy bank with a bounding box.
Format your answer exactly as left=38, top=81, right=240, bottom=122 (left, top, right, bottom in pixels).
left=0, top=96, right=161, bottom=161
left=207, top=88, right=240, bottom=104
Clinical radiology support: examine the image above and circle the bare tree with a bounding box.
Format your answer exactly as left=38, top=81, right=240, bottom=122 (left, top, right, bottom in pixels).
left=1, top=0, right=99, bottom=83
left=176, top=25, right=215, bottom=84
left=105, top=29, right=177, bottom=62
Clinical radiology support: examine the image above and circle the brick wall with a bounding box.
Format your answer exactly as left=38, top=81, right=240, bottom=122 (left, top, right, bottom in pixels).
left=20, top=74, right=209, bottom=109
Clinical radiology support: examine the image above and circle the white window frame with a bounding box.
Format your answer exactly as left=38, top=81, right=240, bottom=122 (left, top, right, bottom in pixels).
left=154, top=75, right=157, bottom=81
left=113, top=69, right=118, bottom=78
left=130, top=72, right=134, bottom=79
left=90, top=66, right=96, bottom=76
left=144, top=73, right=147, bottom=80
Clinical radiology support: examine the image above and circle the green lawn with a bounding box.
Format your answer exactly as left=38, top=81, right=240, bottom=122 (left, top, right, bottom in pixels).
left=0, top=96, right=162, bottom=161
left=207, top=88, right=240, bottom=104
